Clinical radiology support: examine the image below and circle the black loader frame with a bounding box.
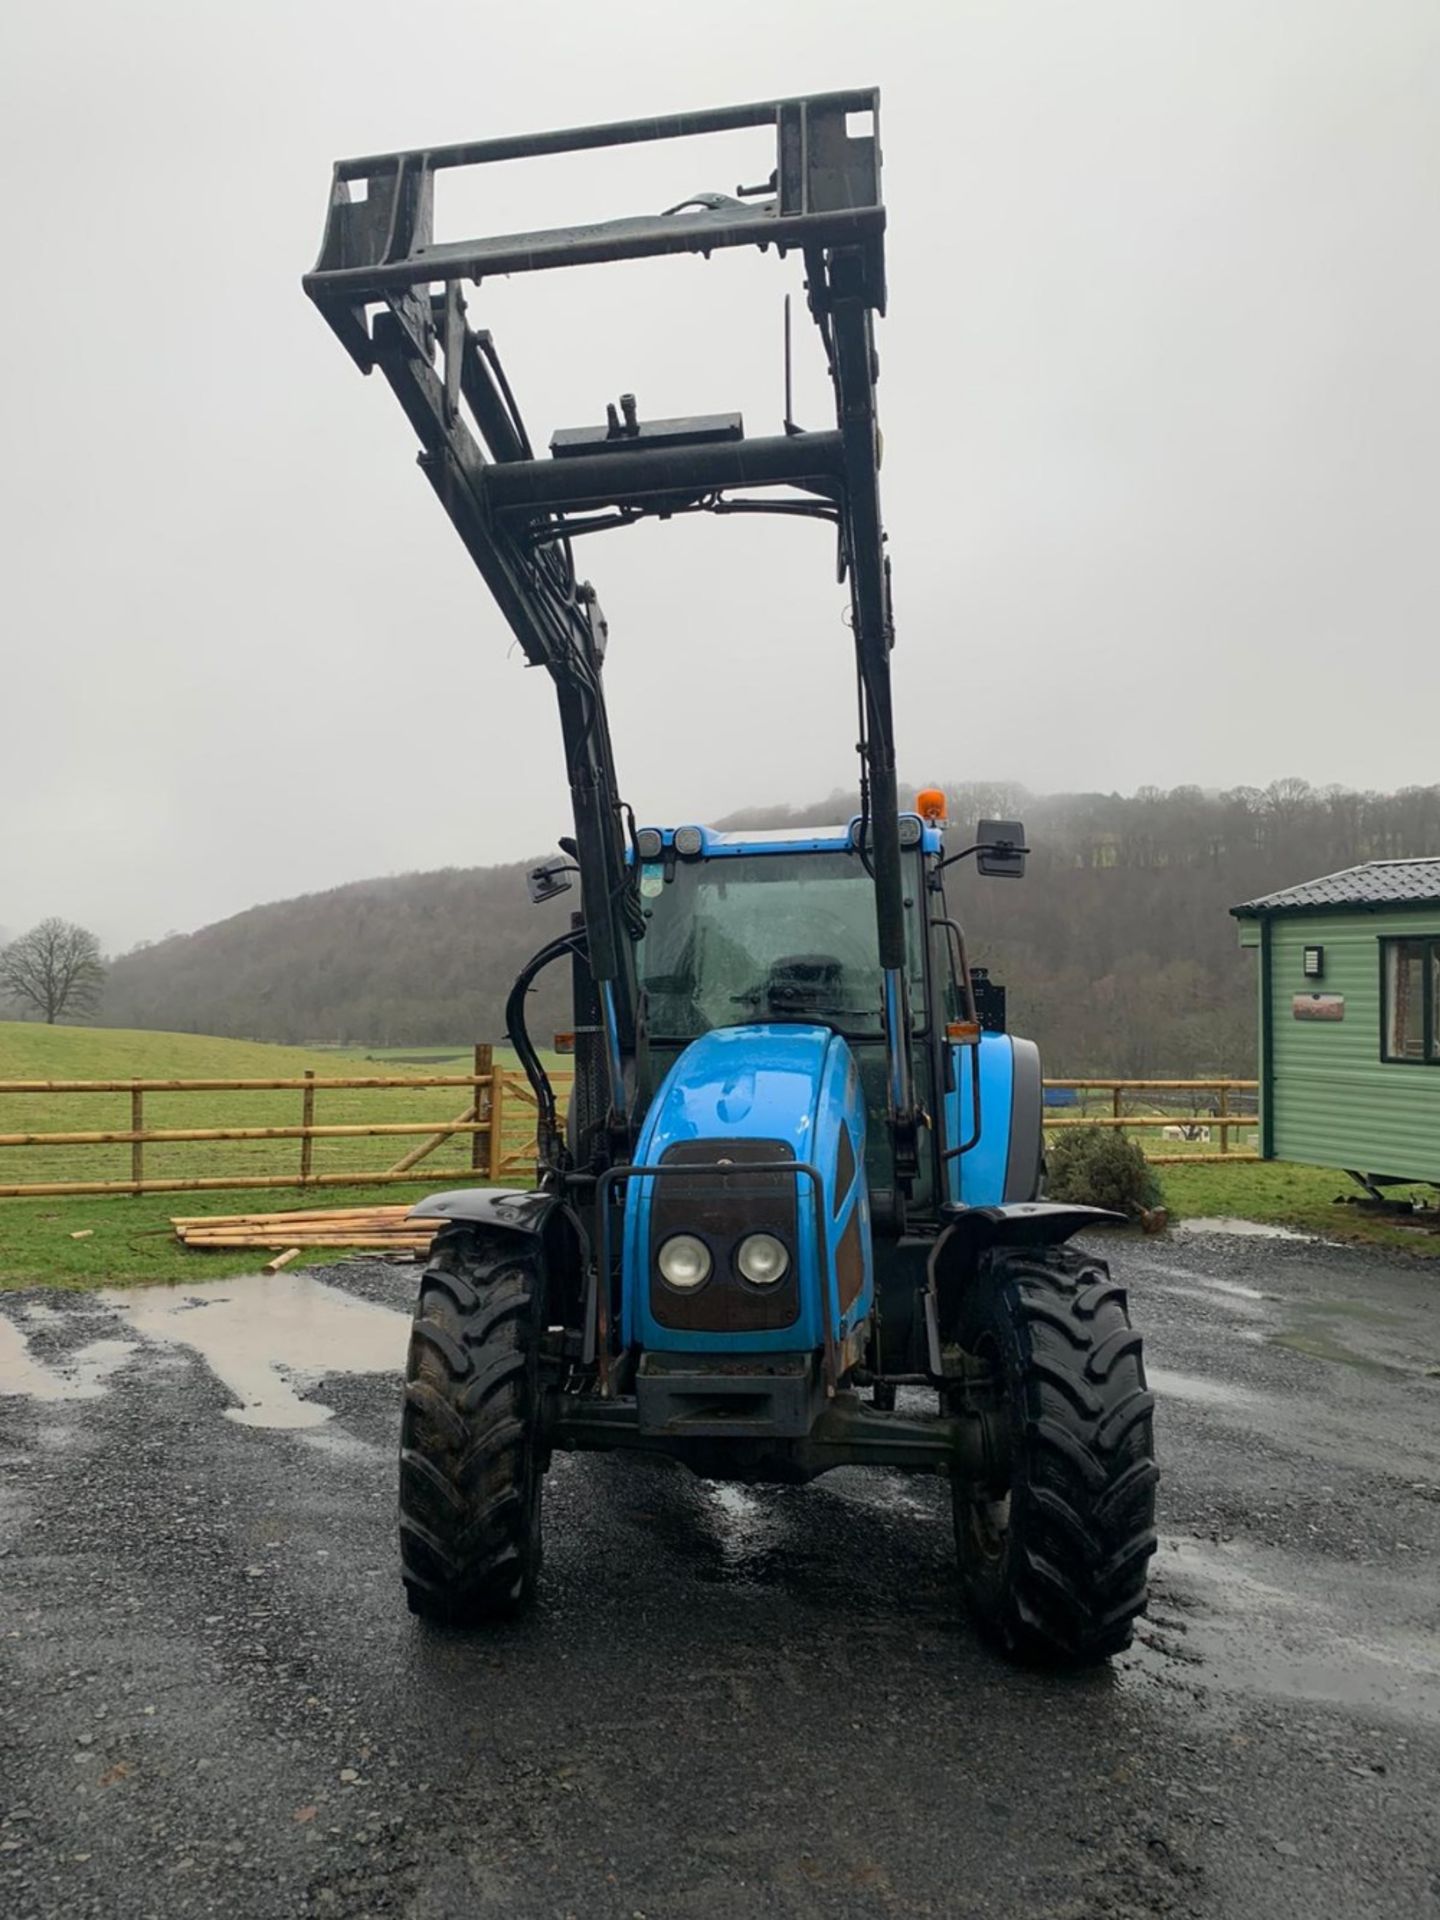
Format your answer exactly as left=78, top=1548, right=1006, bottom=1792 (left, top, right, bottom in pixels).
left=304, top=90, right=919, bottom=1185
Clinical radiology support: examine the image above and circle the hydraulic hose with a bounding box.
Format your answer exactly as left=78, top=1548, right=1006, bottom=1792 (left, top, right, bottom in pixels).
left=505, top=926, right=587, bottom=1161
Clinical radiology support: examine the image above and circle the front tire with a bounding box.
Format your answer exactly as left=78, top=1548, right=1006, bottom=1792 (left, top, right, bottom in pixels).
left=399, top=1224, right=546, bottom=1624
left=953, top=1244, right=1157, bottom=1664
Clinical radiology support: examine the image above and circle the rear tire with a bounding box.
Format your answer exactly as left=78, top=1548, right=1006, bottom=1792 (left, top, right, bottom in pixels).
left=953, top=1244, right=1157, bottom=1665
left=399, top=1224, right=546, bottom=1624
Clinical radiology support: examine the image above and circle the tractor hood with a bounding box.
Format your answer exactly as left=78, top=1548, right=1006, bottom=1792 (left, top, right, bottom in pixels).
left=622, top=1023, right=872, bottom=1356
left=635, top=1023, right=837, bottom=1162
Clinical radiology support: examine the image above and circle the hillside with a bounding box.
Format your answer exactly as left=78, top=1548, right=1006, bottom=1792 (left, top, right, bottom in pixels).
left=92, top=779, right=1440, bottom=1077
left=102, top=862, right=577, bottom=1052
left=0, top=1021, right=379, bottom=1083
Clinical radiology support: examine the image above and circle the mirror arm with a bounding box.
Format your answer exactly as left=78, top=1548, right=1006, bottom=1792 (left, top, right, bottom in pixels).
left=934, top=841, right=1030, bottom=877
left=526, top=857, right=581, bottom=904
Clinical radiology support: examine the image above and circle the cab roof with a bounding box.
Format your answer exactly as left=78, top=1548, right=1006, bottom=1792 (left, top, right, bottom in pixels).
left=633, top=815, right=943, bottom=858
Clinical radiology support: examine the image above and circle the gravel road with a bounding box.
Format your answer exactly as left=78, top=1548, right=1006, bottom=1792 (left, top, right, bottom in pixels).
left=1, top=1225, right=1438, bottom=1919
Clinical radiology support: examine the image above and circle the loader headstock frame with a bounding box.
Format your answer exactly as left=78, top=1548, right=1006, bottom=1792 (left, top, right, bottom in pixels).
left=303, top=88, right=919, bottom=1183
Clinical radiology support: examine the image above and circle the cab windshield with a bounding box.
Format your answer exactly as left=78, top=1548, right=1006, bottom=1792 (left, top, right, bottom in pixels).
left=635, top=849, right=925, bottom=1042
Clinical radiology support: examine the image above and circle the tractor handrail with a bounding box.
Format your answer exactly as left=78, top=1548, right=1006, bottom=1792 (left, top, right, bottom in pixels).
left=595, top=1159, right=837, bottom=1400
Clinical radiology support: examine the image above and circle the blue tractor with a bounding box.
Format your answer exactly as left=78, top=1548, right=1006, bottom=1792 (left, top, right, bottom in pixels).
left=305, top=91, right=1157, bottom=1664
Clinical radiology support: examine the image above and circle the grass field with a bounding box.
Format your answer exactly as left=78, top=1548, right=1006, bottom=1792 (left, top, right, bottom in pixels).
left=1155, top=1159, right=1440, bottom=1257
left=314, top=1044, right=480, bottom=1069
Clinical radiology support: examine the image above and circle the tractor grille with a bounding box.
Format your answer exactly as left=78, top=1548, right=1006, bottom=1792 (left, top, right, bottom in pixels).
left=649, top=1138, right=800, bottom=1332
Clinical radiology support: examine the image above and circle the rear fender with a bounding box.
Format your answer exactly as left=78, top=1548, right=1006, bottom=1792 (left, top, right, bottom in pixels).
left=923, top=1202, right=1123, bottom=1375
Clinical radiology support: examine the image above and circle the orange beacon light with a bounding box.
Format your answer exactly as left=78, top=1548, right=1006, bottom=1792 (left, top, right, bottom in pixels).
left=915, top=787, right=947, bottom=824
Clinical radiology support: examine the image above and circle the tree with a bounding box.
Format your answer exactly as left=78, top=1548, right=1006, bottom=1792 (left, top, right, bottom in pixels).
left=0, top=918, right=107, bottom=1024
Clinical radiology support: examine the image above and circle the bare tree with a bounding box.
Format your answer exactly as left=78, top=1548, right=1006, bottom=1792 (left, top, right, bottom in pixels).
left=0, top=918, right=106, bottom=1024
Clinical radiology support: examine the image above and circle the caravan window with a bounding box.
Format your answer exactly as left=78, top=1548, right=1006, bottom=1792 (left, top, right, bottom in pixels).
left=1381, top=938, right=1438, bottom=1064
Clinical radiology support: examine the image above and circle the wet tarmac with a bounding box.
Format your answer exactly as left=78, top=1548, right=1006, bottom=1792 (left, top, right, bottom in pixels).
left=1, top=1228, right=1438, bottom=1918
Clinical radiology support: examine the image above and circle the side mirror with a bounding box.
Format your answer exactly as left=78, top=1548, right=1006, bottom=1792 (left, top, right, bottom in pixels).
left=976, top=819, right=1028, bottom=879
left=527, top=857, right=576, bottom=904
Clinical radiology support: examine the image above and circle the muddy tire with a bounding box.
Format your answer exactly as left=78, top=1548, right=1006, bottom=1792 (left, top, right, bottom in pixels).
left=398, top=1224, right=546, bottom=1624
left=953, top=1244, right=1157, bottom=1665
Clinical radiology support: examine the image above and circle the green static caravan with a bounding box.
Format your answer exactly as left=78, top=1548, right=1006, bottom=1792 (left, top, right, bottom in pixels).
left=1232, top=859, right=1440, bottom=1189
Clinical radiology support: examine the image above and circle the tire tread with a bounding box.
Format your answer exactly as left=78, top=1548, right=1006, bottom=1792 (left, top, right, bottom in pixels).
left=954, top=1244, right=1158, bottom=1665
left=398, top=1224, right=544, bottom=1624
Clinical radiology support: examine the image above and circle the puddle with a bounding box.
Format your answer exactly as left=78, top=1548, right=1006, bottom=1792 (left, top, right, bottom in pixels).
left=1268, top=1329, right=1389, bottom=1373
left=0, top=1319, right=138, bottom=1402
left=1267, top=1299, right=1407, bottom=1374
left=820, top=1468, right=943, bottom=1523
left=1189, top=1274, right=1269, bottom=1302
left=1295, top=1296, right=1400, bottom=1325
left=699, top=1481, right=785, bottom=1579
left=1135, top=1533, right=1440, bottom=1725
left=99, top=1273, right=409, bottom=1429
left=300, top=1424, right=387, bottom=1461
left=1149, top=1282, right=1269, bottom=1323
left=706, top=1482, right=765, bottom=1527
left=1177, top=1217, right=1313, bottom=1241
left=1147, top=1366, right=1263, bottom=1410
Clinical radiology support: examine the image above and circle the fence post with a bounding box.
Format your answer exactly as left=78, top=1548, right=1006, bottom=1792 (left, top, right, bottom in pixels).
left=1218, top=1082, right=1230, bottom=1155
left=1112, top=1083, right=1123, bottom=1140
left=488, top=1064, right=507, bottom=1182
left=471, top=1043, right=493, bottom=1173
left=131, top=1088, right=144, bottom=1196
left=300, top=1071, right=315, bottom=1185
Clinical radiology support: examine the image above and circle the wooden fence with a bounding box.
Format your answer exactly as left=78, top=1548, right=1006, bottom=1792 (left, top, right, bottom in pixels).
left=1044, top=1079, right=1259, bottom=1163
left=0, top=1045, right=571, bottom=1200
left=0, top=1063, right=1253, bottom=1199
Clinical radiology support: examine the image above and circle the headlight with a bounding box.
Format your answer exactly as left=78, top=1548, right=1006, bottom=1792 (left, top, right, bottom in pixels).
left=735, top=1233, right=789, bottom=1286
left=673, top=825, right=704, bottom=857
left=657, top=1233, right=712, bottom=1290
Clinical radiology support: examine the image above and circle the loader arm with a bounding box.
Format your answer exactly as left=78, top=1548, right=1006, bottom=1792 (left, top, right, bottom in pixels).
left=303, top=90, right=916, bottom=1173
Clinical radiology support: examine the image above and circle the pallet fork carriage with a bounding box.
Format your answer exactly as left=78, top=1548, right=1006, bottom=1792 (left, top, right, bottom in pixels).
left=306, top=91, right=1158, bottom=1664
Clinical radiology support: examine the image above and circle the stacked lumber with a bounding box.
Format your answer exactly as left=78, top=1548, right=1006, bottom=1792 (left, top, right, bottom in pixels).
left=172, top=1203, right=441, bottom=1257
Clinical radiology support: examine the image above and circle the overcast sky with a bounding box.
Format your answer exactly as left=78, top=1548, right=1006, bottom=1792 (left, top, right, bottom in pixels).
left=2, top=0, right=1436, bottom=953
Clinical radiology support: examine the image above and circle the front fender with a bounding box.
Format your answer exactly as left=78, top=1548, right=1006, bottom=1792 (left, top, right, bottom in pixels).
left=407, top=1187, right=558, bottom=1235
left=932, top=1202, right=1125, bottom=1266
left=923, top=1202, right=1124, bottom=1374
left=407, top=1187, right=587, bottom=1328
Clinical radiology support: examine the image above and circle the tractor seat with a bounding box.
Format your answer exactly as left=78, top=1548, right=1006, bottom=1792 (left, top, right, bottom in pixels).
left=764, top=953, right=845, bottom=1016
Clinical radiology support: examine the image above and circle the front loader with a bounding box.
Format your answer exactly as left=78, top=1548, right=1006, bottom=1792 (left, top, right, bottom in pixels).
left=304, top=90, right=1157, bottom=1664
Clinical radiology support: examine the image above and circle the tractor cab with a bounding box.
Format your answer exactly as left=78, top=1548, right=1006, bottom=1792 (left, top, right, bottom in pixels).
left=627, top=813, right=1040, bottom=1228
left=634, top=821, right=931, bottom=1044
left=632, top=816, right=935, bottom=1212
